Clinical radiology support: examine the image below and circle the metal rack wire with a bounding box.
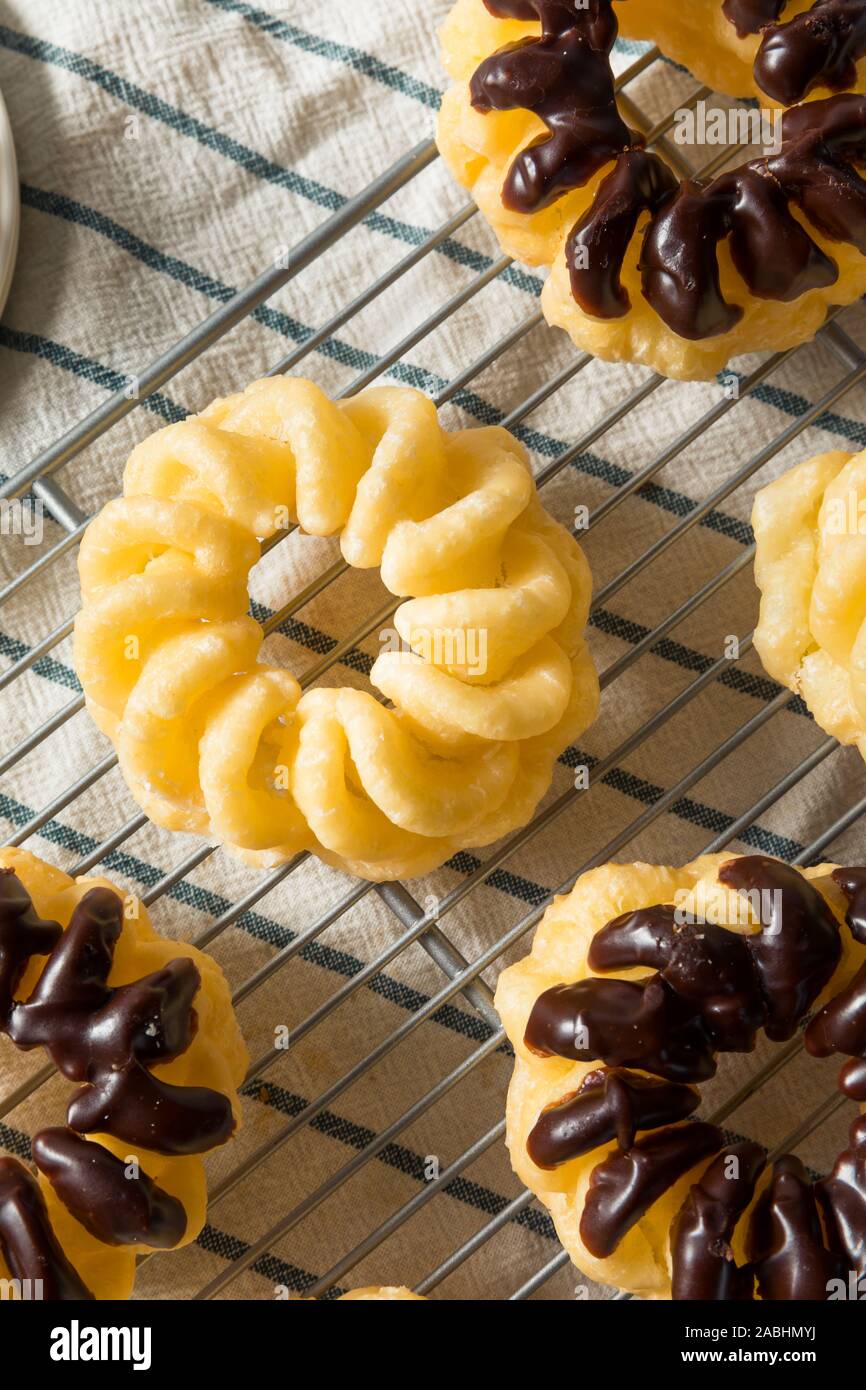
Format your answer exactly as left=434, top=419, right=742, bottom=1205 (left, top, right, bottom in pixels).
left=2, top=42, right=866, bottom=1300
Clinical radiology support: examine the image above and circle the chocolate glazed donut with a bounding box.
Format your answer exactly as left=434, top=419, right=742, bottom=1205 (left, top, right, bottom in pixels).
left=474, top=2, right=866, bottom=342
left=0, top=870, right=234, bottom=1297
left=523, top=856, right=866, bottom=1299
left=738, top=1, right=866, bottom=106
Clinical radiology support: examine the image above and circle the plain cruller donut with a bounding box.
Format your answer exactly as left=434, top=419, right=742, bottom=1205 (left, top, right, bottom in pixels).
left=753, top=445, right=866, bottom=770
left=496, top=852, right=866, bottom=1299
left=74, top=377, right=598, bottom=883
left=438, top=0, right=866, bottom=379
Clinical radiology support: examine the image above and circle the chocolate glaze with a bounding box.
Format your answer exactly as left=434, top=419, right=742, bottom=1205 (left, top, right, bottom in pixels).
left=805, top=959, right=866, bottom=1096
left=527, top=856, right=841, bottom=1082
left=527, top=1066, right=699, bottom=1168
left=484, top=0, right=539, bottom=17
left=755, top=2, right=866, bottom=105
left=669, top=1124, right=866, bottom=1299
left=0, top=1156, right=93, bottom=1299
left=586, top=904, right=681, bottom=971
left=641, top=152, right=842, bottom=339
left=717, top=856, right=842, bottom=1039
left=723, top=0, right=785, bottom=36
left=32, top=1128, right=187, bottom=1249
left=840, top=1056, right=866, bottom=1097
left=756, top=94, right=866, bottom=257
left=0, top=873, right=234, bottom=1295
left=667, top=1121, right=866, bottom=1299
left=471, top=4, right=866, bottom=339
left=580, top=1121, right=722, bottom=1258
left=609, top=102, right=866, bottom=339
left=725, top=0, right=866, bottom=104
left=525, top=976, right=719, bottom=1081
left=592, top=904, right=774, bottom=1049
left=805, top=867, right=866, bottom=1098
left=750, top=1155, right=846, bottom=1298
left=638, top=89, right=866, bottom=339
left=470, top=1, right=637, bottom=212
left=5, top=887, right=234, bottom=1156
left=833, top=865, right=866, bottom=943
left=817, top=1114, right=866, bottom=1277
left=567, top=149, right=679, bottom=318
left=0, top=867, right=61, bottom=1022
left=670, top=1142, right=766, bottom=1300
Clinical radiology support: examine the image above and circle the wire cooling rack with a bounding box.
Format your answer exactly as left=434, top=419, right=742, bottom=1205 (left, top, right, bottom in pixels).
left=2, top=41, right=866, bottom=1301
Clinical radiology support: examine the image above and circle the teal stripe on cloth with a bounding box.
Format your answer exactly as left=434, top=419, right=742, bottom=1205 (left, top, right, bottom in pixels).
left=204, top=0, right=444, bottom=110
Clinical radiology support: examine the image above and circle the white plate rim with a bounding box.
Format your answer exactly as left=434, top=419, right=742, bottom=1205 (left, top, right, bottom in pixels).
left=0, top=84, right=20, bottom=320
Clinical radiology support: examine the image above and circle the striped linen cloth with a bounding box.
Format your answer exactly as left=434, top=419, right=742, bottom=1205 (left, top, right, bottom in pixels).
left=0, top=0, right=865, bottom=1301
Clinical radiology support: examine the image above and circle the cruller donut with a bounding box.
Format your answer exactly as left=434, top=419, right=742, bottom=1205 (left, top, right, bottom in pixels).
left=437, top=0, right=866, bottom=379
left=0, top=847, right=247, bottom=1300
left=753, top=445, right=866, bottom=767
left=495, top=853, right=866, bottom=1299
left=73, top=377, right=598, bottom=883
